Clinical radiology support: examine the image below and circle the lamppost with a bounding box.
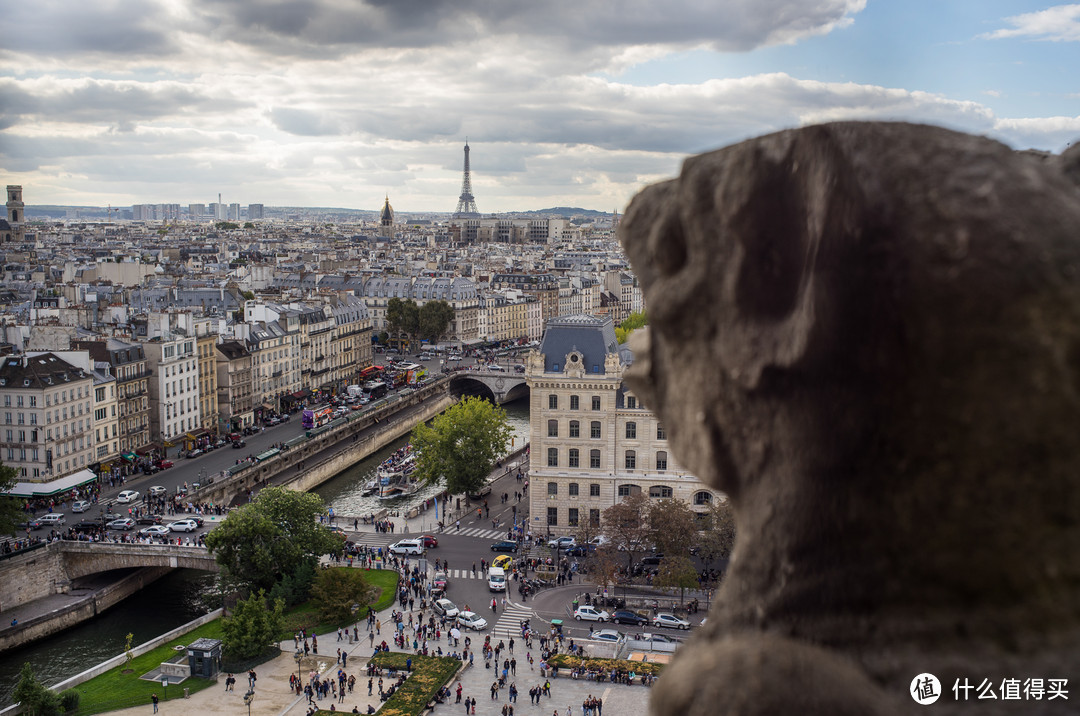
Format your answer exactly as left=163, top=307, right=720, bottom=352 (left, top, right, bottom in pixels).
left=294, top=649, right=303, bottom=682
left=243, top=689, right=254, bottom=716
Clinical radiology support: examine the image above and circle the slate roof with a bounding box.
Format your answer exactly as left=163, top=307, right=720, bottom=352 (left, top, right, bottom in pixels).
left=538, top=313, right=619, bottom=374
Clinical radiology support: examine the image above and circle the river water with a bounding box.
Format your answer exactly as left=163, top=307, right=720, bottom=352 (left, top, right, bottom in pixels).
left=0, top=398, right=530, bottom=705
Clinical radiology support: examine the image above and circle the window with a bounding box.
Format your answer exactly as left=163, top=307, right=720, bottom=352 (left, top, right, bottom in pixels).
left=548, top=481, right=559, bottom=496
left=591, top=396, right=601, bottom=411
left=656, top=451, right=668, bottom=471
left=589, top=509, right=601, bottom=527
left=569, top=420, right=579, bottom=438
left=548, top=419, right=558, bottom=437
left=547, top=507, right=558, bottom=526
left=547, top=448, right=558, bottom=467
left=649, top=485, right=673, bottom=498
left=548, top=394, right=558, bottom=410
left=618, top=484, right=642, bottom=497
left=568, top=450, right=579, bottom=468
left=2, top=397, right=7, bottom=407
left=657, top=424, right=666, bottom=440
left=588, top=421, right=601, bottom=439
left=694, top=491, right=714, bottom=506
left=570, top=395, right=579, bottom=410
left=590, top=450, right=601, bottom=469
left=625, top=450, right=637, bottom=469
left=626, top=422, right=637, bottom=439
left=16, top=396, right=23, bottom=407
left=568, top=481, right=579, bottom=496
left=568, top=508, right=579, bottom=527
left=627, top=396, right=637, bottom=409
left=29, top=396, right=35, bottom=407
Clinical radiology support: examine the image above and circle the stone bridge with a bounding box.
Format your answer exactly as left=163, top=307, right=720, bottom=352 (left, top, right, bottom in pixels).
left=447, top=370, right=529, bottom=403
left=56, top=541, right=219, bottom=580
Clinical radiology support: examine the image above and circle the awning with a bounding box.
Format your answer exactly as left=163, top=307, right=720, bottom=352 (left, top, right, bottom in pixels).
left=292, top=388, right=311, bottom=399
left=121, top=452, right=137, bottom=462
left=260, top=403, right=275, bottom=410
left=1, top=469, right=98, bottom=498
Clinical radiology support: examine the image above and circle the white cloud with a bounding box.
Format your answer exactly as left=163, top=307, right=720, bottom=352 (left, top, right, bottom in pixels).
left=982, top=4, right=1080, bottom=42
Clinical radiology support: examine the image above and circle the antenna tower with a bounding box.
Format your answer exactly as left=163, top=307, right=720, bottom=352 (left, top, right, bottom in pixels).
left=454, top=140, right=480, bottom=217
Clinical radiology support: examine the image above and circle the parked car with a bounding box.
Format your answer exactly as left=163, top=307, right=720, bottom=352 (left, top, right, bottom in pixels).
left=232, top=440, right=246, bottom=449
left=633, top=632, right=680, bottom=644
left=187, top=449, right=203, bottom=459
left=433, top=598, right=458, bottom=618
left=148, top=486, right=167, bottom=497
left=388, top=539, right=425, bottom=556
left=168, top=519, right=199, bottom=533
left=116, top=490, right=140, bottom=504
left=610, top=610, right=650, bottom=626
left=590, top=628, right=625, bottom=643
left=71, top=500, right=92, bottom=513
left=107, top=518, right=136, bottom=531
left=20, top=518, right=45, bottom=530
left=573, top=606, right=610, bottom=622
left=547, top=536, right=577, bottom=550
left=489, top=540, right=518, bottom=553
left=456, top=611, right=488, bottom=631
left=71, top=520, right=101, bottom=534
left=142, top=464, right=161, bottom=475
left=651, top=613, right=691, bottom=630
left=39, top=513, right=66, bottom=527
left=419, top=534, right=439, bottom=548
left=155, top=459, right=174, bottom=470
left=187, top=516, right=205, bottom=528
left=139, top=525, right=170, bottom=537
left=566, top=544, right=595, bottom=557
left=136, top=514, right=163, bottom=525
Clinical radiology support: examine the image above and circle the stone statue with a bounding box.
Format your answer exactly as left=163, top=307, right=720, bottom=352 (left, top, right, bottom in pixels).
left=619, top=122, right=1080, bottom=715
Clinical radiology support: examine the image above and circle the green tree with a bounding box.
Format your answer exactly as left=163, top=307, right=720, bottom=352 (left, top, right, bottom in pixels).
left=615, top=311, right=648, bottom=344
left=221, top=590, right=284, bottom=661
left=215, top=221, right=239, bottom=230
left=244, top=221, right=255, bottom=229
left=601, top=492, right=651, bottom=576
left=0, top=460, right=25, bottom=536
left=410, top=396, right=512, bottom=496
left=310, top=568, right=378, bottom=624
left=13, top=662, right=60, bottom=716
left=204, top=487, right=343, bottom=595
left=386, top=298, right=421, bottom=351
left=647, top=498, right=697, bottom=558
left=241, top=290, right=256, bottom=301
left=419, top=300, right=456, bottom=344
left=653, top=555, right=700, bottom=605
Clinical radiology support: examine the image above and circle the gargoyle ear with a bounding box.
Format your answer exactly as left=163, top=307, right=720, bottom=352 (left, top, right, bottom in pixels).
left=690, top=125, right=866, bottom=389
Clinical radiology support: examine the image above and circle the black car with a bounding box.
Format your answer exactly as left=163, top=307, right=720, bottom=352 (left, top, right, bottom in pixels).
left=611, top=609, right=650, bottom=626
left=71, top=520, right=102, bottom=534
left=566, top=544, right=596, bottom=557
left=20, top=518, right=45, bottom=531
left=136, top=514, right=163, bottom=525
left=232, top=440, right=246, bottom=448
left=490, top=540, right=518, bottom=553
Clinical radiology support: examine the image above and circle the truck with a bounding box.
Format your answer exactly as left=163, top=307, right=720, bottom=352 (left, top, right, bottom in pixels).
left=488, top=566, right=507, bottom=592
left=347, top=384, right=363, bottom=397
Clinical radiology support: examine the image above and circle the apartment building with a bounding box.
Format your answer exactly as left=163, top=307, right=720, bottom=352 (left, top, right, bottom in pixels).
left=195, top=317, right=219, bottom=436
left=74, top=338, right=152, bottom=457
left=215, top=340, right=253, bottom=432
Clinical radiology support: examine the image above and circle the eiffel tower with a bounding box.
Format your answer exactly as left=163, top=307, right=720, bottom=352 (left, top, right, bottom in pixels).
left=453, top=140, right=480, bottom=217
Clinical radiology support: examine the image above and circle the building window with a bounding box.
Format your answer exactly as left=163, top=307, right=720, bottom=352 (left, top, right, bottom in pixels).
left=547, top=481, right=558, bottom=496
left=589, top=509, right=601, bottom=527
left=618, top=484, right=642, bottom=497
left=547, top=507, right=558, bottom=526
left=625, top=422, right=637, bottom=439
left=547, top=449, right=558, bottom=467
left=592, top=396, right=601, bottom=411
left=547, top=419, right=558, bottom=438
left=568, top=481, right=579, bottom=496
left=569, top=420, right=579, bottom=438
left=568, top=450, right=579, bottom=468
left=568, top=508, right=579, bottom=527
left=656, top=451, right=668, bottom=471
left=649, top=485, right=673, bottom=498
left=694, top=491, right=714, bottom=506
left=657, top=424, right=666, bottom=440
left=625, top=450, right=637, bottom=470
left=590, top=450, right=601, bottom=469
left=590, top=421, right=601, bottom=439
left=628, top=396, right=637, bottom=409
left=570, top=395, right=579, bottom=410
left=29, top=396, right=35, bottom=407
left=548, top=394, right=558, bottom=410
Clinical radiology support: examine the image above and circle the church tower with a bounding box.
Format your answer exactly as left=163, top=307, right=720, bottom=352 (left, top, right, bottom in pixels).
left=3, top=186, right=24, bottom=243
left=378, top=195, right=394, bottom=239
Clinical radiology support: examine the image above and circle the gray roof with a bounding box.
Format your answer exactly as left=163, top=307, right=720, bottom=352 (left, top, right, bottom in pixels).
left=539, top=314, right=619, bottom=374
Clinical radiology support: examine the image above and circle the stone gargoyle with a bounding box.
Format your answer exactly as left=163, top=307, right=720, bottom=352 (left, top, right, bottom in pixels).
left=619, top=122, right=1080, bottom=715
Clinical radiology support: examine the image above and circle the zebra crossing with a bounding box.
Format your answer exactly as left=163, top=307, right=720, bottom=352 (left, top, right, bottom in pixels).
left=439, top=526, right=508, bottom=540
left=490, top=599, right=536, bottom=638
left=344, top=526, right=507, bottom=543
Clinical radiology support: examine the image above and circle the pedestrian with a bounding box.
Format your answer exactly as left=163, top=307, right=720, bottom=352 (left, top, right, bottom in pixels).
left=151, top=693, right=159, bottom=713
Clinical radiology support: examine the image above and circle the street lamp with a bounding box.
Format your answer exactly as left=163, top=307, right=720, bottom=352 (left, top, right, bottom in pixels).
left=294, top=649, right=303, bottom=682
left=243, top=689, right=255, bottom=716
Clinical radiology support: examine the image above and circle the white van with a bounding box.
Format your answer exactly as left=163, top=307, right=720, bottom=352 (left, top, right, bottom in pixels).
left=39, top=513, right=66, bottom=526
left=488, top=566, right=507, bottom=592
left=389, top=539, right=425, bottom=556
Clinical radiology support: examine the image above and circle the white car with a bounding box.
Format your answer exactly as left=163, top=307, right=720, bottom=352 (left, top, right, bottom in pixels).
left=149, top=486, right=167, bottom=497
left=433, top=599, right=459, bottom=618
left=71, top=500, right=92, bottom=513
left=168, top=519, right=199, bottom=533
left=573, top=606, right=610, bottom=622
left=590, top=628, right=625, bottom=643
left=388, top=539, right=425, bottom=556
left=652, top=613, right=691, bottom=630
left=117, top=490, right=140, bottom=503
left=456, top=611, right=488, bottom=631
left=140, top=525, right=170, bottom=537
left=547, top=536, right=576, bottom=549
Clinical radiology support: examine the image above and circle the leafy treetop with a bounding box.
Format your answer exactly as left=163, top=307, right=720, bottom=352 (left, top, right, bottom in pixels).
left=411, top=396, right=512, bottom=496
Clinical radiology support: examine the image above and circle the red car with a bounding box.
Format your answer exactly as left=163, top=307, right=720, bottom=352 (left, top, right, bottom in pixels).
left=155, top=459, right=174, bottom=470
left=419, top=535, right=439, bottom=548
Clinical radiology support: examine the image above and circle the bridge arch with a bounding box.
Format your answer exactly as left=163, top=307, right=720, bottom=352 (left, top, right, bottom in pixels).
left=57, top=542, right=220, bottom=580
left=447, top=371, right=530, bottom=404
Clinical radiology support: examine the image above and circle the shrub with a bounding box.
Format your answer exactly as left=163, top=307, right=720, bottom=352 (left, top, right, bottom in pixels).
left=547, top=653, right=665, bottom=676
left=59, top=689, right=80, bottom=713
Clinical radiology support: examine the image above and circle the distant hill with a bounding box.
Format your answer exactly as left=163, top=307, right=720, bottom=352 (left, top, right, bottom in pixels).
left=520, top=207, right=611, bottom=218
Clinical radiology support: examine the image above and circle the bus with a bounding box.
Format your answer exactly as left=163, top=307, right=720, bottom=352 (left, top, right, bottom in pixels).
left=366, top=381, right=389, bottom=399
left=302, top=406, right=334, bottom=429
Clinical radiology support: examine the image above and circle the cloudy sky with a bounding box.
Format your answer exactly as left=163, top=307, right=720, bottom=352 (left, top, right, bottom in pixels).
left=1, top=1, right=1078, bottom=213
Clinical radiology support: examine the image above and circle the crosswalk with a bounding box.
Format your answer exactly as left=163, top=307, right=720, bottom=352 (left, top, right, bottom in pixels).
left=345, top=526, right=508, bottom=543
left=490, top=599, right=535, bottom=638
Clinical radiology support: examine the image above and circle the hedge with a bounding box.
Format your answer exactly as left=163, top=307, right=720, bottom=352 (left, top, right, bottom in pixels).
left=546, top=653, right=666, bottom=676
left=314, top=652, right=460, bottom=716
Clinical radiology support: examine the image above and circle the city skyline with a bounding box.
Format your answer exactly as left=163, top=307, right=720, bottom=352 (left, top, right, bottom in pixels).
left=1, top=1, right=1078, bottom=213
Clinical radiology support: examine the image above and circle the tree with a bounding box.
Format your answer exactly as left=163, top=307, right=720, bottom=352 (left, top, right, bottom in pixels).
left=241, top=290, right=256, bottom=301
left=0, top=460, right=25, bottom=536
left=601, top=492, right=651, bottom=576
left=204, top=487, right=343, bottom=595
left=653, top=555, right=700, bottom=605
left=310, top=568, right=378, bottom=624
left=615, top=311, right=648, bottom=344
left=13, top=662, right=60, bottom=716
left=386, top=298, right=421, bottom=351
left=410, top=396, right=513, bottom=496
left=586, top=546, right=621, bottom=595
left=221, top=590, right=284, bottom=661
left=696, top=498, right=737, bottom=571
left=647, top=499, right=697, bottom=558
left=419, top=300, right=456, bottom=344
